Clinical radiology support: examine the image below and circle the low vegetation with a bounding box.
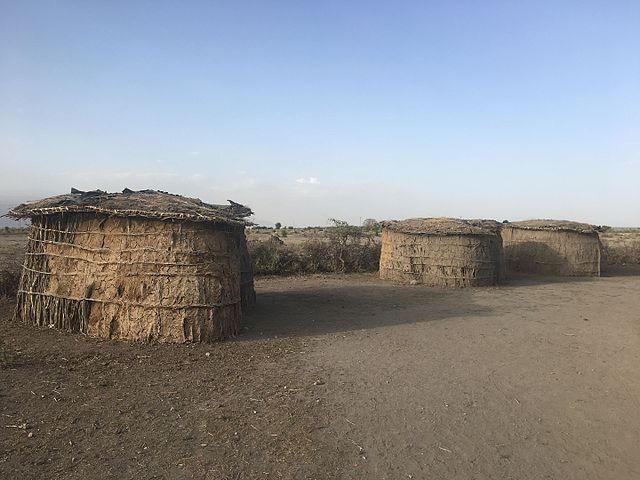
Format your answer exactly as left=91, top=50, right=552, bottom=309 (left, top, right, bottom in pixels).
left=248, top=219, right=381, bottom=275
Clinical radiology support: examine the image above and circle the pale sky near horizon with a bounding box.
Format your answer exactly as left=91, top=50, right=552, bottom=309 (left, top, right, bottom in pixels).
left=1, top=0, right=639, bottom=226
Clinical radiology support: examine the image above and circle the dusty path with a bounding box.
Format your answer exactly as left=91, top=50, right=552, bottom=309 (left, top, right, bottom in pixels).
left=249, top=272, right=640, bottom=479
left=2, top=271, right=640, bottom=479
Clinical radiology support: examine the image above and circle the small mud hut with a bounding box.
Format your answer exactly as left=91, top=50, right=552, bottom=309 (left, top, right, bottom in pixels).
left=501, top=220, right=601, bottom=276
left=8, top=189, right=255, bottom=342
left=380, top=218, right=504, bottom=287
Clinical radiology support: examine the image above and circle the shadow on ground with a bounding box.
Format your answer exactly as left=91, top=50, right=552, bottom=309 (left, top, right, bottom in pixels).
left=242, top=278, right=494, bottom=339
left=500, top=273, right=598, bottom=287
left=501, top=266, right=640, bottom=286
left=601, top=265, right=640, bottom=277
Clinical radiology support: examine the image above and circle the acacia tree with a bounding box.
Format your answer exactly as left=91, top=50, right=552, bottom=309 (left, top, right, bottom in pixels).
left=326, top=218, right=377, bottom=272
left=362, top=218, right=381, bottom=233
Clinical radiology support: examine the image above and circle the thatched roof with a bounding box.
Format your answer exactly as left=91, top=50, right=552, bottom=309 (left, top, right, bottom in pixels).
left=7, top=188, right=252, bottom=225
left=382, top=217, right=502, bottom=236
left=504, top=219, right=597, bottom=234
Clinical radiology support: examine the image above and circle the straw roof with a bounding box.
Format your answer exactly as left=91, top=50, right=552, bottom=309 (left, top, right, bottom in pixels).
left=7, top=189, right=252, bottom=225
left=504, top=219, right=597, bottom=234
left=382, top=217, right=502, bottom=236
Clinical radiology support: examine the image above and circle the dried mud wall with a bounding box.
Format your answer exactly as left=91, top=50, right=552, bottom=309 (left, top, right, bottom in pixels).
left=501, top=227, right=601, bottom=276
left=379, top=229, right=504, bottom=287
left=15, top=213, right=244, bottom=342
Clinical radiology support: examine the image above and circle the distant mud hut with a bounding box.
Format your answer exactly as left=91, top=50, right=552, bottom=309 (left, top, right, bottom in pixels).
left=8, top=189, right=254, bottom=342
left=501, top=220, right=601, bottom=276
left=380, top=218, right=504, bottom=287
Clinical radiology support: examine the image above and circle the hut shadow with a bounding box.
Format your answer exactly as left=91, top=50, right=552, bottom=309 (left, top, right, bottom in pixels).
left=503, top=241, right=602, bottom=283
left=504, top=242, right=570, bottom=275
left=600, top=265, right=640, bottom=277
left=500, top=273, right=597, bottom=287
left=239, top=281, right=493, bottom=340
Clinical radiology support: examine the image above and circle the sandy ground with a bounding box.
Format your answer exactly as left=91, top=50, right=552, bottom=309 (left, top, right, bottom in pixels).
left=2, top=270, right=640, bottom=479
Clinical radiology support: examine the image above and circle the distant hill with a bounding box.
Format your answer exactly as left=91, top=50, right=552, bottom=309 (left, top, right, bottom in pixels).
left=250, top=217, right=276, bottom=228
left=0, top=200, right=30, bottom=228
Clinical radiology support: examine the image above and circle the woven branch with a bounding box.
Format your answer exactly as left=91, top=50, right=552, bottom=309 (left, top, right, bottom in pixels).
left=504, top=219, right=597, bottom=234
left=24, top=251, right=231, bottom=266
left=7, top=188, right=253, bottom=225
left=18, top=290, right=237, bottom=309
left=29, top=225, right=235, bottom=237
left=14, top=212, right=251, bottom=342
left=20, top=264, right=229, bottom=278
left=27, top=237, right=225, bottom=255
left=382, top=217, right=502, bottom=236
left=380, top=227, right=504, bottom=287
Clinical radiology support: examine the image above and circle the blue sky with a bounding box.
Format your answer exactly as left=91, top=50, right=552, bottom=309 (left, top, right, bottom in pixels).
left=1, top=0, right=639, bottom=226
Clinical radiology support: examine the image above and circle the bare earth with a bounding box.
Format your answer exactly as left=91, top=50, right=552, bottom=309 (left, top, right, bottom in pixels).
left=2, top=271, right=640, bottom=479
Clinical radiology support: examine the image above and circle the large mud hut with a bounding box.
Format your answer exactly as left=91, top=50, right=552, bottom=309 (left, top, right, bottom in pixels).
left=501, top=220, right=602, bottom=276
left=379, top=218, right=504, bottom=287
left=8, top=189, right=254, bottom=342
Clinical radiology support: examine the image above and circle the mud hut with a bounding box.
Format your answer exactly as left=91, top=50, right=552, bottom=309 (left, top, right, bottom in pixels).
left=501, top=220, right=601, bottom=276
left=379, top=218, right=504, bottom=287
left=8, top=189, right=255, bottom=342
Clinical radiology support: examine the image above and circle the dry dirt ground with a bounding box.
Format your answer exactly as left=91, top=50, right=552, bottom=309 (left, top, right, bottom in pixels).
left=2, top=270, right=640, bottom=479
left=0, top=233, right=26, bottom=296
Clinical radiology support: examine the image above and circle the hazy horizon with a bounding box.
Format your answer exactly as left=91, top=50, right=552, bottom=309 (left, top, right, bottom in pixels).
left=2, top=1, right=639, bottom=227
left=0, top=190, right=635, bottom=229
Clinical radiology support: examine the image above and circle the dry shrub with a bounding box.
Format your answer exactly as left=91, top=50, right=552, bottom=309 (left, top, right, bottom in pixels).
left=299, top=240, right=332, bottom=273
left=299, top=239, right=380, bottom=273
left=249, top=237, right=303, bottom=275
left=325, top=219, right=379, bottom=272
left=324, top=240, right=381, bottom=273
left=248, top=224, right=381, bottom=276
